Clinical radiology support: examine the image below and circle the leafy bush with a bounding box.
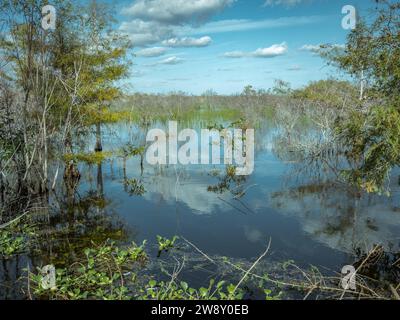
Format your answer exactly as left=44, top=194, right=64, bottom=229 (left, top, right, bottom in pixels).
left=336, top=106, right=400, bottom=193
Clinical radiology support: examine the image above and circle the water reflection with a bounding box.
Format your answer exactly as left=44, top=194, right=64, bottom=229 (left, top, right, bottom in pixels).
left=2, top=119, right=400, bottom=299
left=95, top=121, right=400, bottom=264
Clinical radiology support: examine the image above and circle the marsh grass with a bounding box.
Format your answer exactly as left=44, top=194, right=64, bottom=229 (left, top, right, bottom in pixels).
left=63, top=151, right=113, bottom=165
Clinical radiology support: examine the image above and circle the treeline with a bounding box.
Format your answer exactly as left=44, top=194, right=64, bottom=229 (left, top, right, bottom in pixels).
left=117, top=79, right=360, bottom=128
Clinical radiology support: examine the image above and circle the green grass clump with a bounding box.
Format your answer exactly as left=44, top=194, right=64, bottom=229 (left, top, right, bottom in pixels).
left=63, top=151, right=113, bottom=165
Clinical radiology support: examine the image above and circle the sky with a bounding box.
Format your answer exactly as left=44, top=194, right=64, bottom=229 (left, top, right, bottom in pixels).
left=111, top=0, right=373, bottom=94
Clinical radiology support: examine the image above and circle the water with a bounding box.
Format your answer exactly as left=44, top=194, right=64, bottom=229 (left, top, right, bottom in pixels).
left=82, top=121, right=400, bottom=267
left=2, top=119, right=400, bottom=298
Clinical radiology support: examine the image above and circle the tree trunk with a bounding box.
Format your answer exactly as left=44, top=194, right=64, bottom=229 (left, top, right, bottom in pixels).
left=95, top=123, right=103, bottom=152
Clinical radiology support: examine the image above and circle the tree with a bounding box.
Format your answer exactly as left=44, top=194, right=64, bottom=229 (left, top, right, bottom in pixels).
left=272, top=79, right=291, bottom=96
left=0, top=0, right=131, bottom=193
left=242, top=85, right=257, bottom=96
left=322, top=0, right=400, bottom=193
left=77, top=1, right=131, bottom=152
left=321, top=0, right=400, bottom=104
left=291, top=79, right=358, bottom=108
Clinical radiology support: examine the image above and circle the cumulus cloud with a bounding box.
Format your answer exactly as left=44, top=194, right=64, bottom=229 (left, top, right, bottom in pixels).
left=224, top=43, right=288, bottom=58
left=252, top=43, right=288, bottom=57
left=135, top=46, right=168, bottom=57
left=120, top=0, right=236, bottom=47
left=162, top=36, right=212, bottom=47
left=122, top=0, right=235, bottom=25
left=119, top=19, right=174, bottom=46
left=120, top=0, right=324, bottom=48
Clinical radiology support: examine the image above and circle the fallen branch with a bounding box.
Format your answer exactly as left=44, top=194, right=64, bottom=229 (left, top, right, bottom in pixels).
left=232, top=238, right=271, bottom=295
left=0, top=211, right=29, bottom=229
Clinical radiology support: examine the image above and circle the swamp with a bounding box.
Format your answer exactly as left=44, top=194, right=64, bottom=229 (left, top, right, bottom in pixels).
left=0, top=0, right=400, bottom=300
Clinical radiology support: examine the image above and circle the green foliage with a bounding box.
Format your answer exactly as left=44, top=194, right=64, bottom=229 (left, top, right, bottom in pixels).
left=319, top=1, right=400, bottom=193
left=272, top=79, right=292, bottom=96
left=63, top=151, right=113, bottom=165
left=321, top=1, right=400, bottom=104
left=0, top=230, right=25, bottom=257
left=242, top=85, right=257, bottom=96
left=28, top=234, right=286, bottom=301
left=292, top=79, right=358, bottom=108
left=83, top=107, right=132, bottom=126
left=119, top=144, right=145, bottom=158
left=156, top=235, right=179, bottom=255
left=0, top=221, right=37, bottom=258
left=124, top=179, right=146, bottom=196
left=336, top=106, right=400, bottom=193
left=141, top=278, right=245, bottom=300
left=31, top=240, right=147, bottom=300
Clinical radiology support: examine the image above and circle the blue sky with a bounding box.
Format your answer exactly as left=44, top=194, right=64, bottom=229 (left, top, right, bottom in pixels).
left=112, top=0, right=372, bottom=94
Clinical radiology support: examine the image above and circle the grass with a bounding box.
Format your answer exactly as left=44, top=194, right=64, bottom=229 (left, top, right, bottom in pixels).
left=63, top=151, right=113, bottom=165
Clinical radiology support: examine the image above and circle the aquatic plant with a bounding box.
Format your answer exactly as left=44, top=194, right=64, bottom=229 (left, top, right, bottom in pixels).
left=119, top=144, right=145, bottom=158
left=30, top=240, right=147, bottom=300
left=124, top=179, right=146, bottom=196
left=0, top=220, right=37, bottom=258
left=63, top=151, right=113, bottom=165
left=141, top=279, right=245, bottom=300
left=156, top=235, right=179, bottom=256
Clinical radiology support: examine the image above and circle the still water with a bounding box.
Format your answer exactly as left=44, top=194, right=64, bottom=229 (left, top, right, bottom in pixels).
left=83, top=121, right=400, bottom=266
left=2, top=119, right=400, bottom=298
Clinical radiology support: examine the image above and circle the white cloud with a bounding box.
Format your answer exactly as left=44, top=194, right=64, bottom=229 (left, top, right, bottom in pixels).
left=120, top=1, right=234, bottom=47
left=157, top=56, right=185, bottom=65
left=300, top=43, right=344, bottom=54
left=119, top=19, right=174, bottom=46
left=120, top=2, right=325, bottom=48
left=252, top=43, right=288, bottom=57
left=224, top=43, right=288, bottom=58
left=223, top=51, right=247, bottom=58
left=135, top=47, right=168, bottom=57
left=162, top=36, right=212, bottom=47
left=263, top=0, right=308, bottom=7
left=300, top=44, right=322, bottom=52
left=181, top=15, right=326, bottom=35
left=122, top=0, right=235, bottom=25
